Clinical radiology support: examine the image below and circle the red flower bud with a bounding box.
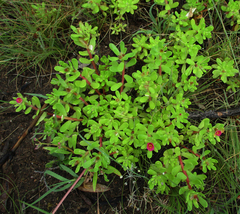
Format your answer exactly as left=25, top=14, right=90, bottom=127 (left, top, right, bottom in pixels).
left=16, top=97, right=22, bottom=104
left=215, top=130, right=222, bottom=136
left=147, top=142, right=154, bottom=151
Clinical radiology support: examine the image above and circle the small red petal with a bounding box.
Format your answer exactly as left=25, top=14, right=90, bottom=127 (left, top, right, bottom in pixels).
left=16, top=98, right=22, bottom=103
left=147, top=143, right=154, bottom=151
left=215, top=130, right=222, bottom=136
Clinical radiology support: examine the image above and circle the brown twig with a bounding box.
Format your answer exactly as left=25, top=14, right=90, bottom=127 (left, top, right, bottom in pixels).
left=11, top=103, right=47, bottom=152
left=188, top=107, right=240, bottom=120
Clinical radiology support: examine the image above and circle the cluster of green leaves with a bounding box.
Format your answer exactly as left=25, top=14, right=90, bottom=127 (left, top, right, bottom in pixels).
left=31, top=2, right=57, bottom=25
left=10, top=0, right=240, bottom=211
left=221, top=0, right=240, bottom=30
left=82, top=0, right=139, bottom=34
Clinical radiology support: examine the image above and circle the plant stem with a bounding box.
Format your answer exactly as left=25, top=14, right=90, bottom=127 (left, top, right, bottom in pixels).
left=79, top=75, right=101, bottom=95
left=178, top=155, right=192, bottom=190
left=164, top=0, right=170, bottom=15
left=120, top=64, right=125, bottom=93
left=79, top=97, right=88, bottom=105
left=159, top=56, right=162, bottom=76
left=51, top=168, right=87, bottom=214
left=30, top=105, right=83, bottom=121
left=181, top=145, right=201, bottom=158
left=86, top=48, right=99, bottom=75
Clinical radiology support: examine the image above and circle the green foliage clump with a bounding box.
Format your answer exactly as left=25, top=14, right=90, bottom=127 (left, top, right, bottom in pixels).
left=9, top=0, right=240, bottom=211
left=221, top=0, right=240, bottom=29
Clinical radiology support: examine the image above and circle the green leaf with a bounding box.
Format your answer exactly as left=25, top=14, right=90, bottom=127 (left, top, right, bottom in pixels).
left=25, top=107, right=32, bottom=114
left=140, top=96, right=149, bottom=103
left=78, top=51, right=89, bottom=56
left=36, top=112, right=47, bottom=126
left=74, top=149, right=86, bottom=155
left=93, top=172, right=98, bottom=192
left=147, top=150, right=152, bottom=158
left=79, top=58, right=91, bottom=64
left=91, top=82, right=100, bottom=89
left=109, top=43, right=120, bottom=56
left=198, top=196, right=208, bottom=208
left=190, top=125, right=199, bottom=131
left=32, top=96, right=41, bottom=109
left=54, top=103, right=67, bottom=116
left=60, top=120, right=71, bottom=132
left=118, top=62, right=124, bottom=72
left=54, top=66, right=64, bottom=72
left=100, top=5, right=108, bottom=11
left=126, top=58, right=137, bottom=68
left=53, top=89, right=68, bottom=97
left=68, top=71, right=80, bottom=81
left=175, top=147, right=180, bottom=156
left=72, top=58, right=79, bottom=70
left=16, top=105, right=23, bottom=112
left=110, top=83, right=122, bottom=91
left=83, top=158, right=95, bottom=169
left=119, top=41, right=126, bottom=54
left=75, top=80, right=87, bottom=88
left=149, top=100, right=155, bottom=109
left=172, top=165, right=181, bottom=176
left=124, top=74, right=133, bottom=83
left=177, top=172, right=187, bottom=180
left=179, top=186, right=188, bottom=195
left=105, top=165, right=122, bottom=176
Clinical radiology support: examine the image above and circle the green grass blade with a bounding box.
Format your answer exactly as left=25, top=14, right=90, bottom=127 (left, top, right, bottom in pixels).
left=60, top=164, right=78, bottom=178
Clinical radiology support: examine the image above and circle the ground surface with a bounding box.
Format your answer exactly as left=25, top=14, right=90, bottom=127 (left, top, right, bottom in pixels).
left=0, top=70, right=144, bottom=214
left=0, top=12, right=149, bottom=213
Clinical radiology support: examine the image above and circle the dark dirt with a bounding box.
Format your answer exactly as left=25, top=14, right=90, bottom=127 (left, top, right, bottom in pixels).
left=1, top=1, right=234, bottom=213
left=0, top=9, right=152, bottom=213
left=0, top=69, right=148, bottom=214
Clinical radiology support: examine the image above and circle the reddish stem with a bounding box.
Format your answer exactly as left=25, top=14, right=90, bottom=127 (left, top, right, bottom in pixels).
left=109, top=151, right=117, bottom=156
left=30, top=105, right=83, bottom=121
left=52, top=168, right=87, bottom=214
left=99, top=136, right=102, bottom=148
left=178, top=155, right=192, bottom=190
left=159, top=56, right=162, bottom=76
left=80, top=75, right=91, bottom=85
left=79, top=97, right=88, bottom=106
left=181, top=145, right=201, bottom=158
left=79, top=75, right=101, bottom=96
left=120, top=64, right=125, bottom=94
left=86, top=48, right=99, bottom=75
left=164, top=0, right=170, bottom=15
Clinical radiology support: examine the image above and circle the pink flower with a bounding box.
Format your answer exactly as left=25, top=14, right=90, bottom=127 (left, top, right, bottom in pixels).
left=58, top=142, right=61, bottom=149
left=215, top=130, right=222, bottom=137
left=147, top=142, right=154, bottom=151
left=16, top=97, right=22, bottom=104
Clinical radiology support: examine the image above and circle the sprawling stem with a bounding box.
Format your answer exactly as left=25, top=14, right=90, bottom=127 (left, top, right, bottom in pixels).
left=30, top=105, right=83, bottom=121
left=178, top=155, right=192, bottom=190
left=159, top=56, right=162, bottom=76
left=164, top=0, right=170, bottom=15
left=79, top=74, right=101, bottom=96
left=86, top=48, right=99, bottom=75
left=181, top=145, right=201, bottom=158
left=120, top=64, right=126, bottom=93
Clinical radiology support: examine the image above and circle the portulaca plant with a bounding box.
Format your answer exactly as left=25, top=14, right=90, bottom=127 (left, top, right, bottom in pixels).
left=10, top=1, right=239, bottom=211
